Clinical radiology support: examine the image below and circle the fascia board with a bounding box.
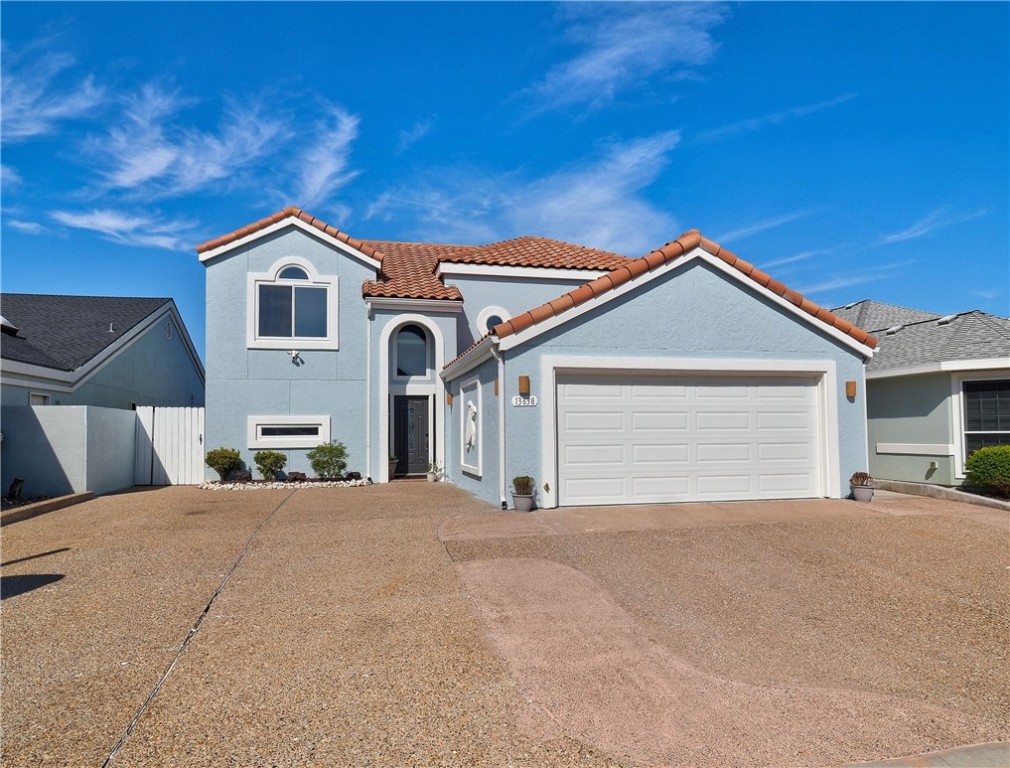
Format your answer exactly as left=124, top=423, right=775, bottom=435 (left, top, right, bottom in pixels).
left=198, top=217, right=382, bottom=271
left=499, top=248, right=876, bottom=358
left=364, top=297, right=464, bottom=314
left=441, top=338, right=497, bottom=381
left=166, top=302, right=206, bottom=382
left=867, top=358, right=1010, bottom=380
left=0, top=362, right=76, bottom=391
left=436, top=262, right=606, bottom=282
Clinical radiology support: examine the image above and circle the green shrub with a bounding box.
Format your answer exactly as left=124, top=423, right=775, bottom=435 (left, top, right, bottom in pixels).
left=965, top=445, right=1010, bottom=498
left=512, top=475, right=535, bottom=495
left=307, top=441, right=348, bottom=480
left=253, top=450, right=287, bottom=480
left=205, top=447, right=244, bottom=481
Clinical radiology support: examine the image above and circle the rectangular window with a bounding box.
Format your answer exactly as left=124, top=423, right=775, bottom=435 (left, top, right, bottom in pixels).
left=258, top=285, right=327, bottom=339
left=963, top=379, right=1010, bottom=456
left=30, top=392, right=50, bottom=406
left=248, top=416, right=331, bottom=449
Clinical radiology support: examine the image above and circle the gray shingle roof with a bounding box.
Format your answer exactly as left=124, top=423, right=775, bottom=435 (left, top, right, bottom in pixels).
left=865, top=311, right=1009, bottom=373
left=0, top=294, right=171, bottom=372
left=830, top=299, right=939, bottom=333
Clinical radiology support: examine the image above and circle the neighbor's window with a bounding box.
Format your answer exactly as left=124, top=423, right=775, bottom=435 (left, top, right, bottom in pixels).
left=963, top=379, right=1010, bottom=456
left=30, top=392, right=50, bottom=406
left=248, top=259, right=338, bottom=350
left=395, top=324, right=430, bottom=377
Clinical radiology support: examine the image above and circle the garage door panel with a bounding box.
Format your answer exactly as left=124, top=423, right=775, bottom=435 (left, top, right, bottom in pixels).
left=557, top=373, right=821, bottom=505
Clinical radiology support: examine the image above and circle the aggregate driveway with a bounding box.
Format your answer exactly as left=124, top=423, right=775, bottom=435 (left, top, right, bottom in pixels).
left=1, top=484, right=1006, bottom=767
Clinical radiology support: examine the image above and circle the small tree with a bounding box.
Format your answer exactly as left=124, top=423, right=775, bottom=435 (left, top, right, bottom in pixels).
left=965, top=445, right=1010, bottom=498
left=253, top=450, right=287, bottom=480
left=306, top=441, right=348, bottom=480
left=205, top=447, right=244, bottom=482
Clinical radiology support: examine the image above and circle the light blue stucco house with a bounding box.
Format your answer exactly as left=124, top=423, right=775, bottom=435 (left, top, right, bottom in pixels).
left=832, top=300, right=1010, bottom=487
left=198, top=208, right=878, bottom=508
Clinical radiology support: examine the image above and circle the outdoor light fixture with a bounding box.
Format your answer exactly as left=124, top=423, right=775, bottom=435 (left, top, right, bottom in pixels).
left=447, top=392, right=453, bottom=405
left=518, top=375, right=531, bottom=396
left=845, top=380, right=857, bottom=398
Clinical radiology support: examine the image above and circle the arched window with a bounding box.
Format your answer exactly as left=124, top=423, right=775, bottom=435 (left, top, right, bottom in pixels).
left=248, top=258, right=338, bottom=349
left=395, top=324, right=430, bottom=377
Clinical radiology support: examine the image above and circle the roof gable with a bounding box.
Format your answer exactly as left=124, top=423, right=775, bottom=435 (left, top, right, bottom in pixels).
left=490, top=230, right=877, bottom=352
left=864, top=310, right=1010, bottom=373
left=0, top=294, right=172, bottom=371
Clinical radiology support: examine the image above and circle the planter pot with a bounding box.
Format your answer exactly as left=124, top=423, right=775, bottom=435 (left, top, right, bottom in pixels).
left=426, top=472, right=437, bottom=482
left=512, top=493, right=534, bottom=512
left=851, top=485, right=874, bottom=502
left=388, top=460, right=398, bottom=480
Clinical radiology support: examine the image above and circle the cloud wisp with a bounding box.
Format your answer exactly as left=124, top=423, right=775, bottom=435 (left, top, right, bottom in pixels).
left=878, top=207, right=988, bottom=245
left=698, top=94, right=857, bottom=142
left=289, top=106, right=361, bottom=210
left=522, top=3, right=729, bottom=113
left=795, top=260, right=915, bottom=296
left=714, top=210, right=814, bottom=244
left=397, top=119, right=433, bottom=154
left=50, top=208, right=198, bottom=251
left=367, top=131, right=682, bottom=254
left=0, top=45, right=105, bottom=143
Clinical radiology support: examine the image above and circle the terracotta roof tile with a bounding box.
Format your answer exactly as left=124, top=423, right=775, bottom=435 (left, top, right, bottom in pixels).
left=438, top=236, right=627, bottom=271
left=491, top=230, right=878, bottom=350
left=360, top=240, right=466, bottom=301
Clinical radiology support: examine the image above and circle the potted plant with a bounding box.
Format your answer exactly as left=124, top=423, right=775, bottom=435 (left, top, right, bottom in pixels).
left=849, top=471, right=874, bottom=502
left=388, top=455, right=398, bottom=480
left=426, top=460, right=443, bottom=483
left=512, top=475, right=535, bottom=512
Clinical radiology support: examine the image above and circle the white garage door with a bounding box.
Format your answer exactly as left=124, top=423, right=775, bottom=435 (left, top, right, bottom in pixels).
left=556, top=373, right=822, bottom=505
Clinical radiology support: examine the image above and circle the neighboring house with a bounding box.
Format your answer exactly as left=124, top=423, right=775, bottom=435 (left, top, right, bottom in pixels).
left=832, top=299, right=1010, bottom=486
left=199, top=207, right=877, bottom=507
left=0, top=294, right=205, bottom=409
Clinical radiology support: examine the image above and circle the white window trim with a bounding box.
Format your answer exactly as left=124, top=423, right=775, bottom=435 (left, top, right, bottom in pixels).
left=247, top=415, right=331, bottom=449
left=475, top=305, right=510, bottom=339
left=247, top=256, right=338, bottom=350
left=950, top=372, right=1010, bottom=478
left=460, top=377, right=482, bottom=477
left=392, top=323, right=434, bottom=382
left=29, top=392, right=51, bottom=406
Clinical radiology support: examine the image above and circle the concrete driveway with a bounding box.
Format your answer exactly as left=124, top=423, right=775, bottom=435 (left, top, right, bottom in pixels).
left=1, top=485, right=1007, bottom=767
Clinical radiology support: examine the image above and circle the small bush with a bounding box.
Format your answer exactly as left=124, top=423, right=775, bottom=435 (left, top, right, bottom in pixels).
left=965, top=445, right=1010, bottom=498
left=307, top=441, right=348, bottom=480
left=512, top=475, right=535, bottom=495
left=205, top=447, right=244, bottom=481
left=253, top=450, right=287, bottom=480
left=849, top=471, right=874, bottom=487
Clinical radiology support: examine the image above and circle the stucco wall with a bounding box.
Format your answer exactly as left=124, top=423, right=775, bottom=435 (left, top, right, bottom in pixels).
left=444, top=355, right=501, bottom=506
left=496, top=260, right=869, bottom=504
left=204, top=226, right=374, bottom=478
left=0, top=405, right=136, bottom=497
left=866, top=373, right=956, bottom=485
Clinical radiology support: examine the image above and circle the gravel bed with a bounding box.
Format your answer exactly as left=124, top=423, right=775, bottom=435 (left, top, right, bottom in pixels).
left=200, top=479, right=372, bottom=490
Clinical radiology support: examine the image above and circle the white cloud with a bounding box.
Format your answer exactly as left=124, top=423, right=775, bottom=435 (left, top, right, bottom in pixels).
left=698, top=94, right=857, bottom=142
left=290, top=106, right=361, bottom=209
left=714, top=210, right=813, bottom=244
left=6, top=219, right=43, bottom=234
left=879, top=207, right=988, bottom=245
left=524, top=3, right=729, bottom=112
left=796, top=260, right=915, bottom=296
left=367, top=131, right=682, bottom=254
left=0, top=45, right=105, bottom=143
left=87, top=83, right=287, bottom=199
left=1, top=164, right=22, bottom=187
left=50, top=208, right=196, bottom=251
left=762, top=249, right=828, bottom=269
left=397, top=119, right=433, bottom=153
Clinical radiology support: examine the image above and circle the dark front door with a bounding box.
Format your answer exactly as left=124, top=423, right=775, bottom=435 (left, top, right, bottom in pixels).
left=393, top=396, right=429, bottom=475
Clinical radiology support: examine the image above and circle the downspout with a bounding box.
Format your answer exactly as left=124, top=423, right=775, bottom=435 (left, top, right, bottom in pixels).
left=365, top=304, right=372, bottom=480
left=491, top=341, right=507, bottom=508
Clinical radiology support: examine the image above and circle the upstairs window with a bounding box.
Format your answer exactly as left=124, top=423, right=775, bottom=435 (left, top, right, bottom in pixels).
left=248, top=259, right=338, bottom=350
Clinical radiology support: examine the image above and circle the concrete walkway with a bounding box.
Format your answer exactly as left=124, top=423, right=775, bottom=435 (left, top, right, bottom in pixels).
left=2, top=485, right=1007, bottom=766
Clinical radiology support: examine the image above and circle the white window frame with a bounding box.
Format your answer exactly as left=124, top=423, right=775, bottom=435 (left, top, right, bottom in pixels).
left=392, top=323, right=434, bottom=381
left=951, top=372, right=1010, bottom=477
left=29, top=392, right=51, bottom=406
left=459, top=377, right=482, bottom=477
left=475, top=305, right=510, bottom=339
left=247, top=256, right=338, bottom=350
left=247, top=415, right=331, bottom=449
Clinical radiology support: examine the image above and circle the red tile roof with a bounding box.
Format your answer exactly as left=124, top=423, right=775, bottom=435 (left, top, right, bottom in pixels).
left=438, top=236, right=627, bottom=271
left=492, top=230, right=878, bottom=349
left=360, top=241, right=466, bottom=301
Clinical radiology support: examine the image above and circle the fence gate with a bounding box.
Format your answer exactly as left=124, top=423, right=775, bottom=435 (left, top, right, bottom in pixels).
left=135, top=406, right=205, bottom=485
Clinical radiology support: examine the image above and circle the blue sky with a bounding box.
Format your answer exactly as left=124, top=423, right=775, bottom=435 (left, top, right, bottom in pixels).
left=2, top=2, right=1007, bottom=361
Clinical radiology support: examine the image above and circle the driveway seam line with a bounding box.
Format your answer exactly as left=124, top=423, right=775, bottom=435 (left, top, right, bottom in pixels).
left=101, top=489, right=298, bottom=767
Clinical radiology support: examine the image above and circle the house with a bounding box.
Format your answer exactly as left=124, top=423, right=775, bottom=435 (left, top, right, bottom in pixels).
left=198, top=207, right=876, bottom=508
left=0, top=294, right=205, bottom=409
left=832, top=300, right=1010, bottom=487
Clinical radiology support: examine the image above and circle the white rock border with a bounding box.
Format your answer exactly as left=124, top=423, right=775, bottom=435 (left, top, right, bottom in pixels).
left=201, top=479, right=373, bottom=491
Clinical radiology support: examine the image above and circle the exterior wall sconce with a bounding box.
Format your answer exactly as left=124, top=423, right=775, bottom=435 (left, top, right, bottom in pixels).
left=446, top=392, right=453, bottom=406
left=845, top=380, right=857, bottom=399
left=518, top=375, right=531, bottom=397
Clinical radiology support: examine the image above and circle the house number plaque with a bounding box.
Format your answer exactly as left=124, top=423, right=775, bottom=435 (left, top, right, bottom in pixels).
left=511, top=395, right=538, bottom=407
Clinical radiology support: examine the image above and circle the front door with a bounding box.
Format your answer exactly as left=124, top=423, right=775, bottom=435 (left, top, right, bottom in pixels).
left=393, top=396, right=429, bottom=475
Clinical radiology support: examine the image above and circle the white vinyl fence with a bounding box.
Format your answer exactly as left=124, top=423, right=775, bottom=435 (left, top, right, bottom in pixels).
left=135, top=406, right=205, bottom=485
